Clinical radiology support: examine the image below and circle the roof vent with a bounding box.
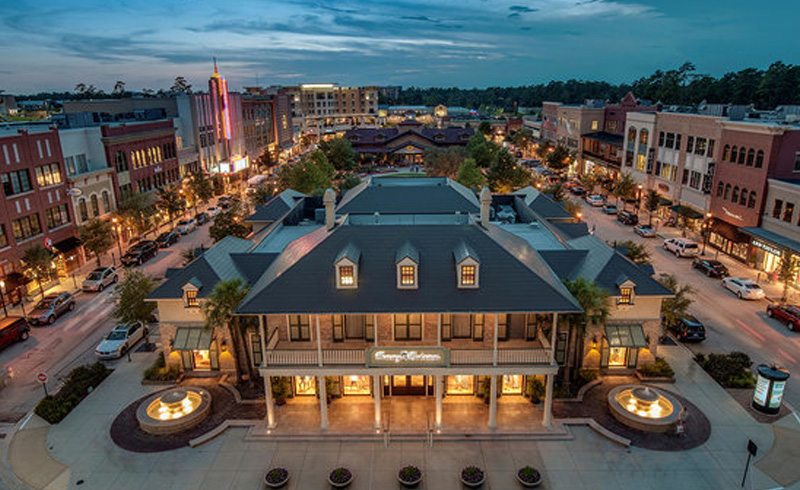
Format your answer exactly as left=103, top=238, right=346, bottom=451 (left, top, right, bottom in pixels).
left=530, top=221, right=540, bottom=228
left=373, top=211, right=380, bottom=224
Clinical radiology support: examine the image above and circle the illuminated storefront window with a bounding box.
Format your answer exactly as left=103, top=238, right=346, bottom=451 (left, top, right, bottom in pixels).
left=502, top=375, right=523, bottom=394
left=343, top=375, right=371, bottom=395
left=192, top=349, right=211, bottom=370
left=294, top=376, right=316, bottom=395
left=446, top=375, right=474, bottom=395
left=608, top=347, right=628, bottom=367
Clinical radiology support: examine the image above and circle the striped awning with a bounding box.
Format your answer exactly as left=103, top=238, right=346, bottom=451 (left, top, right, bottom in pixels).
left=605, top=324, right=647, bottom=348
left=172, top=328, right=213, bottom=351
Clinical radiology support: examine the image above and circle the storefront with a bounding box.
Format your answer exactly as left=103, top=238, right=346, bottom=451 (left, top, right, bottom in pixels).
left=708, top=218, right=750, bottom=262
left=670, top=204, right=704, bottom=233
left=600, top=324, right=647, bottom=370
left=172, top=328, right=219, bottom=371
left=742, top=227, right=800, bottom=287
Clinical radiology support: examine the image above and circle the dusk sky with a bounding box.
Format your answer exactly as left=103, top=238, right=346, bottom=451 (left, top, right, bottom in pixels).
left=2, top=0, right=798, bottom=93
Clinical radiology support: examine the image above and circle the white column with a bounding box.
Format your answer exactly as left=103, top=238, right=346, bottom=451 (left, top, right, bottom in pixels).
left=373, top=375, right=382, bottom=430
left=373, top=314, right=379, bottom=347
left=550, top=313, right=558, bottom=363
left=434, top=375, right=443, bottom=429
left=437, top=314, right=442, bottom=347
left=318, top=375, right=329, bottom=430
left=258, top=315, right=268, bottom=366
left=264, top=375, right=276, bottom=428
left=488, top=375, right=497, bottom=429
left=492, top=314, right=499, bottom=366
left=315, top=315, right=323, bottom=367
left=542, top=374, right=554, bottom=429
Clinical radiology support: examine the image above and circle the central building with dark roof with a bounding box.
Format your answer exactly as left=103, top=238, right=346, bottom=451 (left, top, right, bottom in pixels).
left=149, top=176, right=670, bottom=434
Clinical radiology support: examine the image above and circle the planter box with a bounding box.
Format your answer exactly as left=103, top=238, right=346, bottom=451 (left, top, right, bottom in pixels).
left=635, top=371, right=675, bottom=383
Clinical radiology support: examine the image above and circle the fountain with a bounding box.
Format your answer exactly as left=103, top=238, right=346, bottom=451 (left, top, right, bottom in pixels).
left=607, top=385, right=683, bottom=433
left=136, top=387, right=212, bottom=435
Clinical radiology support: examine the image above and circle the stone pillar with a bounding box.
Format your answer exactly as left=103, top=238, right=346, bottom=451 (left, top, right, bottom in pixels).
left=264, top=375, right=276, bottom=428
left=488, top=375, right=498, bottom=429
left=542, top=374, right=554, bottom=429
left=315, top=315, right=323, bottom=367
left=373, top=375, right=382, bottom=430
left=318, top=375, right=329, bottom=430
left=434, top=375, right=443, bottom=429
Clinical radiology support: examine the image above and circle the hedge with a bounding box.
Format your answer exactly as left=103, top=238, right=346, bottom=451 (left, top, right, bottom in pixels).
left=34, top=363, right=112, bottom=424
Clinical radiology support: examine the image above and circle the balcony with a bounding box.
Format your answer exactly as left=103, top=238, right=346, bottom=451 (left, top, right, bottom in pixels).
left=264, top=347, right=552, bottom=367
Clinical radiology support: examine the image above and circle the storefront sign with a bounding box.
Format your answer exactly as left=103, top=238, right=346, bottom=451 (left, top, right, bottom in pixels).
left=752, top=239, right=782, bottom=257
left=366, top=347, right=449, bottom=367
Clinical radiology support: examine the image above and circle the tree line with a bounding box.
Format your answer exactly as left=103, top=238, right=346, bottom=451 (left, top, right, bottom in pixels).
left=389, top=61, right=800, bottom=111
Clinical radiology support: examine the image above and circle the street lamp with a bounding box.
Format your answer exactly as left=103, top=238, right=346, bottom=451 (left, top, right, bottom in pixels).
left=702, top=212, right=713, bottom=255
left=112, top=217, right=123, bottom=259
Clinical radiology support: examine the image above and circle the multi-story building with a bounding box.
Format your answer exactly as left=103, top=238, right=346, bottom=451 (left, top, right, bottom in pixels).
left=241, top=87, right=294, bottom=164
left=288, top=83, right=379, bottom=134
left=102, top=120, right=181, bottom=201
left=622, top=112, right=657, bottom=190
left=0, top=127, right=80, bottom=298
left=149, top=176, right=669, bottom=433
left=59, top=127, right=117, bottom=227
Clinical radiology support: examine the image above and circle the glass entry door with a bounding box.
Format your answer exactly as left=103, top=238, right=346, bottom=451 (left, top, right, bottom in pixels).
left=387, top=375, right=430, bottom=395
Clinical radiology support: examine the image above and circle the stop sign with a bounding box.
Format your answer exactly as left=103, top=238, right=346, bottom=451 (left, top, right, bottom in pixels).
left=36, top=372, right=47, bottom=383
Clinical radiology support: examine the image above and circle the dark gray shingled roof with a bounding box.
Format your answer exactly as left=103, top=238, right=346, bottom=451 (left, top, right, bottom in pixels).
left=337, top=177, right=480, bottom=215
left=247, top=189, right=305, bottom=223
left=237, top=223, right=582, bottom=315
left=514, top=187, right=573, bottom=220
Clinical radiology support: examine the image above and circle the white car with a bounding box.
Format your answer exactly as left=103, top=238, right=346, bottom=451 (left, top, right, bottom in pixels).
left=585, top=194, right=605, bottom=207
left=206, top=206, right=221, bottom=218
left=663, top=238, right=700, bottom=258
left=722, top=277, right=765, bottom=300
left=176, top=218, right=197, bottom=235
left=95, top=322, right=148, bottom=359
left=634, top=224, right=657, bottom=238
left=81, top=266, right=118, bottom=292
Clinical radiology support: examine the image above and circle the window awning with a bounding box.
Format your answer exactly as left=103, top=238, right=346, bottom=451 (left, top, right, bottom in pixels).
left=605, top=324, right=647, bottom=348
left=53, top=236, right=82, bottom=254
left=671, top=204, right=703, bottom=220
left=172, top=328, right=213, bottom=351
left=658, top=197, right=673, bottom=207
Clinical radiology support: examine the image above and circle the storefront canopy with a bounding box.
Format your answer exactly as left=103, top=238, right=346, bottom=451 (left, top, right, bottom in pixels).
left=658, top=197, right=673, bottom=207
left=742, top=227, right=800, bottom=256
left=671, top=204, right=703, bottom=220
left=172, top=328, right=213, bottom=351
left=605, top=324, right=647, bottom=348
left=53, top=236, right=82, bottom=255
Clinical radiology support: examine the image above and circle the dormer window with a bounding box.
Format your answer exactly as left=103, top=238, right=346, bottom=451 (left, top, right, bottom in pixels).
left=454, top=242, right=480, bottom=289
left=335, top=243, right=360, bottom=289
left=181, top=277, right=202, bottom=308
left=396, top=242, right=419, bottom=289
left=617, top=279, right=636, bottom=305
left=339, top=265, right=355, bottom=286
left=185, top=289, right=198, bottom=307
left=400, top=265, right=416, bottom=286
left=461, top=265, right=477, bottom=286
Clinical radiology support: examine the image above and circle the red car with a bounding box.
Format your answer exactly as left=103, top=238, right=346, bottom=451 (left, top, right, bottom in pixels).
left=766, top=304, right=800, bottom=331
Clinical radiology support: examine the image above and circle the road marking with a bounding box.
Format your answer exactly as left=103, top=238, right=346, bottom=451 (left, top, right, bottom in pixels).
left=777, top=348, right=798, bottom=364
left=735, top=319, right=766, bottom=342
left=78, top=303, right=115, bottom=333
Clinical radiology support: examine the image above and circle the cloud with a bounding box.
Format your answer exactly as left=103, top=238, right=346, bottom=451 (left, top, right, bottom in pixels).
left=509, top=5, right=539, bottom=13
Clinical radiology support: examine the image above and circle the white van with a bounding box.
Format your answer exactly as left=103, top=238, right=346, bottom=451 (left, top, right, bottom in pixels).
left=663, top=238, right=700, bottom=258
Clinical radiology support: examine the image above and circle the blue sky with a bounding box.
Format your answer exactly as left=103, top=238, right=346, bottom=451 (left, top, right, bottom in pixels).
left=1, top=0, right=798, bottom=93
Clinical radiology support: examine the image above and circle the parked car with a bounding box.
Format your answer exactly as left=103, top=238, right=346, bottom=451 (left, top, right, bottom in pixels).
left=601, top=203, right=618, bottom=215
left=81, top=266, right=118, bottom=292
left=195, top=212, right=209, bottom=226
left=121, top=241, right=158, bottom=267
left=176, top=218, right=197, bottom=235
left=206, top=206, right=221, bottom=218
left=95, top=322, right=148, bottom=359
left=633, top=224, right=657, bottom=238
left=722, top=277, right=765, bottom=300
left=667, top=315, right=707, bottom=342
left=585, top=194, right=605, bottom=207
left=766, top=304, right=800, bottom=331
left=155, top=231, right=180, bottom=248
left=692, top=258, right=729, bottom=278
left=0, top=316, right=30, bottom=351
left=27, top=292, right=75, bottom=326
left=569, top=186, right=586, bottom=196
left=617, top=210, right=639, bottom=226
left=663, top=238, right=700, bottom=258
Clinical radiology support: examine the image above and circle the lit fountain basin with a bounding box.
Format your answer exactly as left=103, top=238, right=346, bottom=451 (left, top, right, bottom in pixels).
left=136, top=387, right=212, bottom=435
left=607, top=385, right=683, bottom=433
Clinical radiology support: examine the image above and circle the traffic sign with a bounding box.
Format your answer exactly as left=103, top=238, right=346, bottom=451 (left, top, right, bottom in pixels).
left=36, top=372, right=48, bottom=384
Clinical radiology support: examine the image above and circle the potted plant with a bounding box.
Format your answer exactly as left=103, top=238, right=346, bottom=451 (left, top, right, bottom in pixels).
left=526, top=378, right=545, bottom=404
left=460, top=466, right=485, bottom=488
left=271, top=377, right=291, bottom=406
left=516, top=466, right=542, bottom=488
left=397, top=465, right=422, bottom=488
left=328, top=467, right=353, bottom=488
left=264, top=467, right=289, bottom=488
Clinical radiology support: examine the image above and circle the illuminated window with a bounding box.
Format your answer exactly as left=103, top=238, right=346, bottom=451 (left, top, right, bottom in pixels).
left=400, top=265, right=416, bottom=286
left=446, top=375, right=475, bottom=395
left=339, top=265, right=354, bottom=286
left=618, top=287, right=633, bottom=305
left=185, top=290, right=198, bottom=307
left=461, top=265, right=476, bottom=286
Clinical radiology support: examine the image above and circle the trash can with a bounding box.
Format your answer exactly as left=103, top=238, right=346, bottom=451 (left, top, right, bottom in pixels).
left=752, top=364, right=790, bottom=415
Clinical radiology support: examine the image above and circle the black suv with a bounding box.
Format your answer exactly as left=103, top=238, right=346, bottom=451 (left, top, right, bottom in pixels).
left=667, top=315, right=706, bottom=342
left=616, top=210, right=639, bottom=226
left=155, top=231, right=180, bottom=248
left=692, top=258, right=729, bottom=278
left=121, top=241, right=158, bottom=266
left=195, top=212, right=209, bottom=226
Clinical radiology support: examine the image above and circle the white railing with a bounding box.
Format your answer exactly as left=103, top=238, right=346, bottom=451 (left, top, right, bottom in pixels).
left=451, top=349, right=551, bottom=365
left=322, top=349, right=364, bottom=365
left=265, top=348, right=551, bottom=366
left=265, top=350, right=318, bottom=366
left=450, top=350, right=493, bottom=365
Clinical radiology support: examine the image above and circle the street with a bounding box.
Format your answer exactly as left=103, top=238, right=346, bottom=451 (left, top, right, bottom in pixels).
left=0, top=221, right=212, bottom=422
left=576, top=197, right=800, bottom=410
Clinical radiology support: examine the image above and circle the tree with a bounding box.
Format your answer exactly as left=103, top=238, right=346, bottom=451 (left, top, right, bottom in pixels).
left=543, top=182, right=566, bottom=202
left=202, top=278, right=252, bottom=383
left=511, top=128, right=534, bottom=157
left=337, top=173, right=362, bottom=193
left=209, top=211, right=250, bottom=242
left=425, top=147, right=465, bottom=178
left=644, top=189, right=661, bottom=226
left=79, top=219, right=114, bottom=267
left=564, top=278, right=610, bottom=383
left=456, top=158, right=486, bottom=190
left=657, top=274, right=693, bottom=336
left=255, top=149, right=276, bottom=170
left=248, top=184, right=275, bottom=207
left=113, top=270, right=157, bottom=326
left=170, top=76, right=192, bottom=94
left=278, top=150, right=334, bottom=194
left=777, top=252, right=799, bottom=303
left=563, top=199, right=582, bottom=219
left=545, top=145, right=571, bottom=173
left=612, top=173, right=636, bottom=210
left=117, top=193, right=156, bottom=236
left=467, top=133, right=499, bottom=168
left=318, top=137, right=357, bottom=172
left=112, top=80, right=126, bottom=97
left=156, top=185, right=184, bottom=228
left=187, top=171, right=214, bottom=213
left=477, top=121, right=492, bottom=136
left=487, top=148, right=529, bottom=193
left=22, top=244, right=54, bottom=299
left=616, top=240, right=651, bottom=265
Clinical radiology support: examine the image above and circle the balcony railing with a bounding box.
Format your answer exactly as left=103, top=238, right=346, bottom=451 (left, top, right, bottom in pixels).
left=264, top=348, right=552, bottom=367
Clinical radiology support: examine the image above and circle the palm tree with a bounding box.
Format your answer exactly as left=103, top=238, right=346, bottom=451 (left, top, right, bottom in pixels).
left=564, top=278, right=609, bottom=384
left=202, top=279, right=253, bottom=383
left=644, top=189, right=661, bottom=226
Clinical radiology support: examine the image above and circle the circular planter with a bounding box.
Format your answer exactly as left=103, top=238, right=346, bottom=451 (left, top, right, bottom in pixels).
left=460, top=466, right=485, bottom=488
left=264, top=468, right=289, bottom=488
left=516, top=467, right=542, bottom=488
left=397, top=465, right=422, bottom=488
left=328, top=467, right=353, bottom=488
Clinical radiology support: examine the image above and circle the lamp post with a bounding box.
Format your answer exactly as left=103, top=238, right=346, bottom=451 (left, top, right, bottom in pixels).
left=702, top=212, right=713, bottom=255
left=0, top=280, right=7, bottom=318
left=112, top=218, right=123, bottom=259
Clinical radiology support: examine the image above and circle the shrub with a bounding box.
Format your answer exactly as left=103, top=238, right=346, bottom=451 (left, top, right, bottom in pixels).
left=329, top=467, right=353, bottom=485
left=34, top=363, right=112, bottom=424
left=517, top=466, right=542, bottom=484
left=398, top=465, right=422, bottom=482
left=461, top=466, right=485, bottom=484
left=638, top=357, right=675, bottom=378
left=264, top=468, right=289, bottom=485
left=695, top=351, right=755, bottom=388
left=578, top=369, right=599, bottom=383
left=526, top=377, right=545, bottom=403
left=143, top=352, right=180, bottom=382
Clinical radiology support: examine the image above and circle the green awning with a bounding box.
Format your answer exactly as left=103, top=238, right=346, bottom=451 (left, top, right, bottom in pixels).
left=173, top=328, right=213, bottom=351
left=605, top=324, right=647, bottom=348
left=658, top=197, right=673, bottom=207
left=671, top=204, right=703, bottom=220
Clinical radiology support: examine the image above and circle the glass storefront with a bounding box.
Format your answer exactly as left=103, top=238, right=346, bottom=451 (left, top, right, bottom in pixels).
left=294, top=376, right=316, bottom=395
left=608, top=347, right=628, bottom=367
left=342, top=375, right=371, bottom=395
left=446, top=375, right=475, bottom=395
left=502, top=375, right=523, bottom=394
left=192, top=349, right=212, bottom=370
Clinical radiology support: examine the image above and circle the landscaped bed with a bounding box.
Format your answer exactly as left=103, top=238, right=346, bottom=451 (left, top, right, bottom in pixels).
left=35, top=363, right=112, bottom=424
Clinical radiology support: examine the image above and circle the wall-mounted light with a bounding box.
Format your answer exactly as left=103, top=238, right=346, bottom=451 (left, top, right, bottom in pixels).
left=590, top=335, right=598, bottom=350
left=220, top=339, right=228, bottom=352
